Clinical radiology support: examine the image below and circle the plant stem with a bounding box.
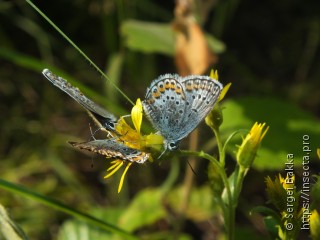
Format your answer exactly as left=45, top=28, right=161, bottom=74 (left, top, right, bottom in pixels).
left=212, top=127, right=234, bottom=239
left=0, top=178, right=138, bottom=240
left=234, top=166, right=248, bottom=205
left=180, top=150, right=233, bottom=237
left=213, top=128, right=226, bottom=167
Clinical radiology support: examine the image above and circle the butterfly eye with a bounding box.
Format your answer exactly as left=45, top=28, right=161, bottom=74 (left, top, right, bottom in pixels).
left=168, top=141, right=179, bottom=151
left=105, top=121, right=115, bottom=130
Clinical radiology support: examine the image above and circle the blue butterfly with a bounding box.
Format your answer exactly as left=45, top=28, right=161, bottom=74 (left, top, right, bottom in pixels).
left=143, top=74, right=223, bottom=151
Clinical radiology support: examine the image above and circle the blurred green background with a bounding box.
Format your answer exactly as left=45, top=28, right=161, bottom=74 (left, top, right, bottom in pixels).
left=0, top=0, right=319, bottom=239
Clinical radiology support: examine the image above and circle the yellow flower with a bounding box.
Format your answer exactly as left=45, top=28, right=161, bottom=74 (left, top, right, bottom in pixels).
left=265, top=174, right=300, bottom=216
left=279, top=174, right=295, bottom=190
left=205, top=103, right=223, bottom=130
left=209, top=69, right=231, bottom=102
left=115, top=98, right=163, bottom=150
left=310, top=210, right=320, bottom=239
left=104, top=98, right=163, bottom=193
left=265, top=175, right=287, bottom=212
left=115, top=117, right=143, bottom=150
left=237, top=122, right=269, bottom=169
left=205, top=69, right=231, bottom=129
left=210, top=69, right=219, bottom=80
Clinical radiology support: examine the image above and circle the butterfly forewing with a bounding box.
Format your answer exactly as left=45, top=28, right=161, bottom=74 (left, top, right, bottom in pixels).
left=143, top=74, right=188, bottom=140
left=42, top=69, right=117, bottom=132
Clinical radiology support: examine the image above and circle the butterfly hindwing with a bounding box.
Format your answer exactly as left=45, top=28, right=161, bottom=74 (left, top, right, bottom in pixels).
left=142, top=74, right=223, bottom=150
left=69, top=139, right=149, bottom=164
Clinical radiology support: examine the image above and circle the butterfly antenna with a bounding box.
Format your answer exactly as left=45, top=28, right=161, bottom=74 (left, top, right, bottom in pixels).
left=121, top=114, right=131, bottom=119
left=187, top=160, right=198, bottom=176
left=157, top=148, right=167, bottom=159
left=88, top=123, right=97, bottom=141
left=91, top=157, right=94, bottom=168
left=89, top=123, right=107, bottom=141
left=87, top=124, right=96, bottom=168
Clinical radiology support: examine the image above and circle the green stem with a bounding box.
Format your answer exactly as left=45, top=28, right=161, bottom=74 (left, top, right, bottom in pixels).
left=26, top=0, right=134, bottom=106
left=229, top=165, right=248, bottom=240
left=234, top=166, right=248, bottom=205
left=0, top=178, right=138, bottom=240
left=212, top=128, right=225, bottom=167
left=160, top=156, right=180, bottom=194
left=212, top=127, right=234, bottom=239
left=222, top=129, right=248, bottom=154
left=179, top=151, right=230, bottom=201
left=180, top=150, right=233, bottom=236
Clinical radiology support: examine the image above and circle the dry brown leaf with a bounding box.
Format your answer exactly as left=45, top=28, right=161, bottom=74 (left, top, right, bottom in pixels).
left=173, top=0, right=217, bottom=76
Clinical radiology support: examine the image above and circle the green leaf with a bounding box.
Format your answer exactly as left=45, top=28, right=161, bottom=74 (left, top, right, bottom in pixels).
left=57, top=220, right=112, bottom=240
left=119, top=188, right=166, bottom=232
left=121, top=20, right=226, bottom=55
left=250, top=206, right=281, bottom=223
left=263, top=216, right=280, bottom=239
left=140, top=231, right=193, bottom=240
left=0, top=204, right=29, bottom=240
left=0, top=47, right=47, bottom=71
left=105, top=53, right=123, bottom=103
left=241, top=207, right=280, bottom=239
left=234, top=226, right=268, bottom=240
left=221, top=97, right=320, bottom=170
left=0, top=179, right=137, bottom=240
left=0, top=48, right=127, bottom=115
left=121, top=20, right=175, bottom=55
left=167, top=185, right=218, bottom=221
left=205, top=33, right=226, bottom=54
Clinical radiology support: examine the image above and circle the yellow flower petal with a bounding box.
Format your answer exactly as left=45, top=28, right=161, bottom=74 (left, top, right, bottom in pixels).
left=115, top=117, right=141, bottom=149
left=107, top=160, right=122, bottom=171
left=209, top=69, right=231, bottom=102
left=118, top=162, right=133, bottom=193
left=104, top=161, right=124, bottom=178
left=210, top=69, right=219, bottom=80
left=143, top=133, right=163, bottom=148
left=281, top=174, right=295, bottom=190
left=131, top=98, right=143, bottom=134
left=219, top=82, right=231, bottom=102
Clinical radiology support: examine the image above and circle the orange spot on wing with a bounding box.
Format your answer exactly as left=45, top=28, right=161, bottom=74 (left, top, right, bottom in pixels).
left=175, top=87, right=182, bottom=94
left=152, top=90, right=161, bottom=98
left=170, top=81, right=176, bottom=90
left=147, top=98, right=155, bottom=104
left=165, top=81, right=171, bottom=89
left=158, top=85, right=165, bottom=92
left=186, top=82, right=193, bottom=91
